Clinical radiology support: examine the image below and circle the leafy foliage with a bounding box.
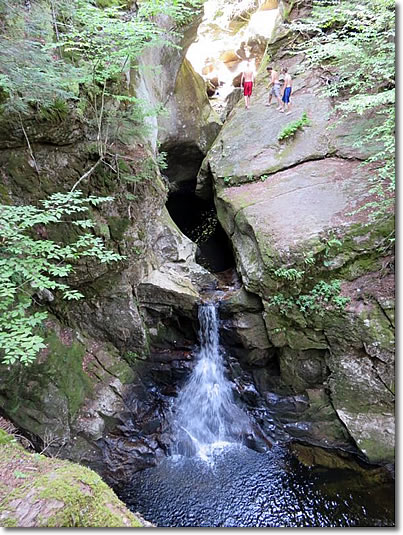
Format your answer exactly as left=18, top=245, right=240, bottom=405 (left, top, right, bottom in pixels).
left=289, top=0, right=395, bottom=218
left=0, top=0, right=204, bottom=117
left=59, top=1, right=165, bottom=86
left=0, top=5, right=83, bottom=115
left=0, top=191, right=123, bottom=366
left=267, top=279, right=350, bottom=316
left=0, top=0, right=205, bottom=367
left=272, top=267, right=305, bottom=281
left=278, top=111, right=311, bottom=141
left=267, top=232, right=354, bottom=317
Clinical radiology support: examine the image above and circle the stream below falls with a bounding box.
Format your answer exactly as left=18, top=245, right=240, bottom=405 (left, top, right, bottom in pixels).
left=119, top=303, right=394, bottom=527
left=120, top=445, right=394, bottom=527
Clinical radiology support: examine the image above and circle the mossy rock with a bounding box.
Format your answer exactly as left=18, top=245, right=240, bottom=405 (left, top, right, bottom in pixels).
left=4, top=152, right=38, bottom=192
left=290, top=442, right=392, bottom=484
left=0, top=319, right=134, bottom=447
left=0, top=326, right=90, bottom=437
left=0, top=433, right=145, bottom=527
left=0, top=182, right=11, bottom=204
left=107, top=216, right=130, bottom=242
left=0, top=429, right=16, bottom=445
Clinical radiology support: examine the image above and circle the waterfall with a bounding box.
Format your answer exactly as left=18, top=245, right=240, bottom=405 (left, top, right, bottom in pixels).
left=172, top=303, right=251, bottom=460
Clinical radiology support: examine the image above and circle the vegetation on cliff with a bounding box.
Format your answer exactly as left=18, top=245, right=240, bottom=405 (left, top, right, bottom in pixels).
left=0, top=0, right=204, bottom=115
left=0, top=0, right=204, bottom=366
left=290, top=0, right=395, bottom=218
left=0, top=192, right=123, bottom=365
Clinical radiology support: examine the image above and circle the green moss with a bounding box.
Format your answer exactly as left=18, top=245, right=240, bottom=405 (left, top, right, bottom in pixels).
left=85, top=344, right=135, bottom=384
left=339, top=254, right=380, bottom=280
left=118, top=159, right=131, bottom=173
left=2, top=517, right=18, bottom=527
left=358, top=437, right=395, bottom=465
left=46, top=220, right=81, bottom=247
left=107, top=216, right=130, bottom=241
left=95, top=222, right=111, bottom=240
left=90, top=165, right=118, bottom=195
left=44, top=331, right=91, bottom=418
left=85, top=273, right=121, bottom=298
left=0, top=182, right=11, bottom=204
left=0, top=439, right=143, bottom=527
left=0, top=428, right=16, bottom=445
left=123, top=351, right=143, bottom=363
left=291, top=442, right=389, bottom=475
left=36, top=465, right=142, bottom=527
left=0, top=327, right=91, bottom=427
left=6, top=152, right=38, bottom=192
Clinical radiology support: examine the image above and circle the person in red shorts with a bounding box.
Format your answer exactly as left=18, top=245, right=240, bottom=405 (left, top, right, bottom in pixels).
left=241, top=60, right=255, bottom=109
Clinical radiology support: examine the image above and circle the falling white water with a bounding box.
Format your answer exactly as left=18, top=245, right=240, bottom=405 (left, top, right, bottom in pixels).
left=172, top=303, right=251, bottom=461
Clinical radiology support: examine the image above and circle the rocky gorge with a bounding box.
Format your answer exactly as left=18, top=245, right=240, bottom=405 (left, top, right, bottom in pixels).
left=0, top=0, right=395, bottom=527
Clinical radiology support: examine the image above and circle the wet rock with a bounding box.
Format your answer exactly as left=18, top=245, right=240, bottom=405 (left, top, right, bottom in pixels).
left=221, top=311, right=273, bottom=366
left=236, top=381, right=261, bottom=406
left=279, top=348, right=328, bottom=393
left=252, top=380, right=354, bottom=450
left=99, top=436, right=165, bottom=490
left=220, top=286, right=263, bottom=313
left=290, top=442, right=394, bottom=492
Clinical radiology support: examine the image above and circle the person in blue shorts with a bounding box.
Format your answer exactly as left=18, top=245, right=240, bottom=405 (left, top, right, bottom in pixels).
left=280, top=67, right=292, bottom=114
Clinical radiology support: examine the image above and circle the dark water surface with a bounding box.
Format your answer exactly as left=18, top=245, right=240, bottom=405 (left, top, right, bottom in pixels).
left=120, top=444, right=394, bottom=527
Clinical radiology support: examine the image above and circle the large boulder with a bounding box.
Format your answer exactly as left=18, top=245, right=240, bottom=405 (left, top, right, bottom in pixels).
left=0, top=430, right=147, bottom=528
left=216, top=158, right=376, bottom=293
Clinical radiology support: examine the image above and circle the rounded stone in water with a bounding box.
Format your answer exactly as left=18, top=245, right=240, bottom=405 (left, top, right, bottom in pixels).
left=121, top=445, right=394, bottom=528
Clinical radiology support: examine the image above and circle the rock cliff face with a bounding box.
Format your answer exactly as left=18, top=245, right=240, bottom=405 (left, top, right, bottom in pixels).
left=0, top=9, right=219, bottom=485
left=202, top=8, right=394, bottom=462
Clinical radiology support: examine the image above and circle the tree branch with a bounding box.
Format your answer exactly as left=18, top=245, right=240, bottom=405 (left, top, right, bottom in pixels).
left=70, top=158, right=102, bottom=192
left=18, top=115, right=40, bottom=176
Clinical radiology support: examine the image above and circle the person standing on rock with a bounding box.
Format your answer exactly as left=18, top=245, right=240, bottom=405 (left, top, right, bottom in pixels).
left=266, top=66, right=282, bottom=109
left=241, top=60, right=255, bottom=110
left=280, top=67, right=293, bottom=114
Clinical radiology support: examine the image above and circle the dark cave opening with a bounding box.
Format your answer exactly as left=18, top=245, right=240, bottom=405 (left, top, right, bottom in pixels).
left=163, top=144, right=235, bottom=273
left=167, top=189, right=235, bottom=273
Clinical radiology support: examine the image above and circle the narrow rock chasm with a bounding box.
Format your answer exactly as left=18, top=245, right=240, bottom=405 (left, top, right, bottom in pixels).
left=164, top=144, right=235, bottom=273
